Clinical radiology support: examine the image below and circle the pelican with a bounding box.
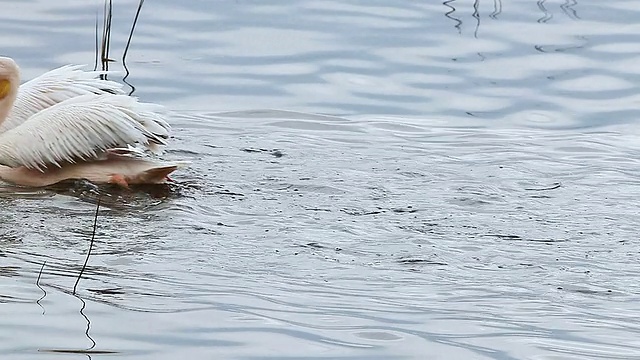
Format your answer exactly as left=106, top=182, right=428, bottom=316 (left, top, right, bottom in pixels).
left=0, top=56, right=187, bottom=188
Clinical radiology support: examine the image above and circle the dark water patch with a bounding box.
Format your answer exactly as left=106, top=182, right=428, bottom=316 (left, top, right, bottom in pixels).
left=484, top=234, right=570, bottom=243
left=341, top=207, right=385, bottom=216
left=241, top=148, right=285, bottom=158
left=524, top=182, right=562, bottom=191
left=397, top=257, right=448, bottom=266
left=40, top=349, right=119, bottom=354
left=214, top=190, right=245, bottom=197
left=0, top=266, right=20, bottom=278
left=87, top=287, right=126, bottom=295
left=557, top=286, right=616, bottom=297
left=301, top=242, right=325, bottom=249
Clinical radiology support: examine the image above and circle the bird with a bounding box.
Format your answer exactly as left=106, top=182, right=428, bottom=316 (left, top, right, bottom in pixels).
left=0, top=56, right=187, bottom=188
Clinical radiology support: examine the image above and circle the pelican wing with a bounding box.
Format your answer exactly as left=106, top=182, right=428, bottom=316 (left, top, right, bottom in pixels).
left=0, top=93, right=170, bottom=170
left=1, top=65, right=125, bottom=133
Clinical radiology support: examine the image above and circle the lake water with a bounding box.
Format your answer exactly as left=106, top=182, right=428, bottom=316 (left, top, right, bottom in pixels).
left=1, top=0, right=640, bottom=359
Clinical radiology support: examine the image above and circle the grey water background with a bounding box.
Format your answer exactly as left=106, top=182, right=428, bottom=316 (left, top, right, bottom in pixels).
left=2, top=0, right=640, bottom=359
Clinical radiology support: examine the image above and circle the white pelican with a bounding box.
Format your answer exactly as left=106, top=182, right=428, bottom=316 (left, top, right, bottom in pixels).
left=0, top=56, right=187, bottom=188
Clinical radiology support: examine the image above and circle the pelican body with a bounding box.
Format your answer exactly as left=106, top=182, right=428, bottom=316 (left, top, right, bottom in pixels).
left=0, top=57, right=187, bottom=187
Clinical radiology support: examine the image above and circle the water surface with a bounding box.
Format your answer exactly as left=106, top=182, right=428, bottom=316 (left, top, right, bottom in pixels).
left=1, top=1, right=640, bottom=359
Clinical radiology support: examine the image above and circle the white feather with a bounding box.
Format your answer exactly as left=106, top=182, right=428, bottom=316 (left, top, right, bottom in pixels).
left=0, top=93, right=170, bottom=171
left=1, top=65, right=125, bottom=133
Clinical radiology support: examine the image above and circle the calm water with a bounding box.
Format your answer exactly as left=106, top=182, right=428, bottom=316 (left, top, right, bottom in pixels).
left=2, top=0, right=640, bottom=359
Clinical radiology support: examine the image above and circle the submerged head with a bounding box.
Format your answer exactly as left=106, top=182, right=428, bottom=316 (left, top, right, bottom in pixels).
left=0, top=56, right=19, bottom=122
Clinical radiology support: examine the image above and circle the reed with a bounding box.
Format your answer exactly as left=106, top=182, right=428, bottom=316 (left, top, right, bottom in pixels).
left=95, top=0, right=146, bottom=94
left=122, top=0, right=146, bottom=94
left=73, top=196, right=101, bottom=295
left=95, top=0, right=113, bottom=75
left=40, top=0, right=147, bottom=295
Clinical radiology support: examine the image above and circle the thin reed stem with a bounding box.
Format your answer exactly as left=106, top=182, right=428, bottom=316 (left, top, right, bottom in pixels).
left=73, top=196, right=101, bottom=295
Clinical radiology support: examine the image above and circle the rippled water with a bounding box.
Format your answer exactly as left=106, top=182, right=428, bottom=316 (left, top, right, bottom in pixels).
left=2, top=1, right=640, bottom=359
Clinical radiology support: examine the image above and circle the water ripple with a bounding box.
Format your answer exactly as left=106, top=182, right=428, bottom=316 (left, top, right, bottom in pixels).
left=2, top=1, right=640, bottom=359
